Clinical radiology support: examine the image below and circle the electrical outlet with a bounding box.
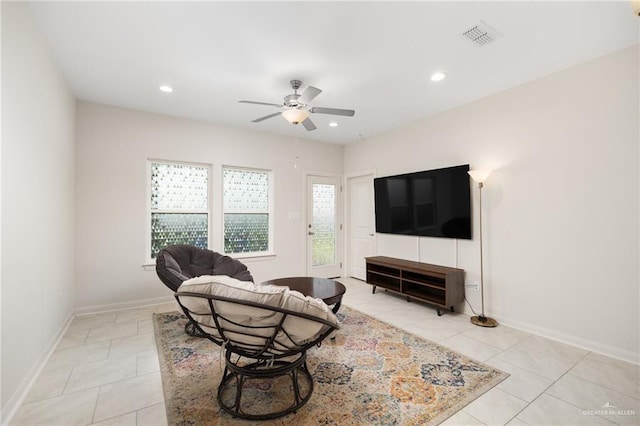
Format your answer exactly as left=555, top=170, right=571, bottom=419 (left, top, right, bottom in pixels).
left=465, top=282, right=479, bottom=291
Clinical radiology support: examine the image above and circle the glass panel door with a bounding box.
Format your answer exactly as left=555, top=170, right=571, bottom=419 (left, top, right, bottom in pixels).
left=307, top=175, right=341, bottom=277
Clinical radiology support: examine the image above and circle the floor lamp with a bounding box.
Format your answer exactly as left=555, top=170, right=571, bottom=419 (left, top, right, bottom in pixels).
left=468, top=170, right=498, bottom=328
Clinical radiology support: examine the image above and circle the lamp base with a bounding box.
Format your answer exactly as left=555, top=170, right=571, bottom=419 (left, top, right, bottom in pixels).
left=470, top=315, right=498, bottom=328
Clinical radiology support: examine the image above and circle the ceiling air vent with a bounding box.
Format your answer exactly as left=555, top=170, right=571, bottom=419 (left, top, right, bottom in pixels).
left=462, top=21, right=501, bottom=47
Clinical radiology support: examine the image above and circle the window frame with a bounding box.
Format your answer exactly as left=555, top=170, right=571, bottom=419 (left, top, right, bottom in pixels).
left=221, top=165, right=275, bottom=259
left=146, top=159, right=212, bottom=263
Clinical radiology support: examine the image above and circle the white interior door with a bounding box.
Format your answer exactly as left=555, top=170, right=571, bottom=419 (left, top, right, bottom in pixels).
left=306, top=175, right=341, bottom=278
left=348, top=173, right=376, bottom=280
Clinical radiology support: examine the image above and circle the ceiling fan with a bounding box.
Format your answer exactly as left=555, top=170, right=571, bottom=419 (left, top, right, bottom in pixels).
left=239, top=80, right=355, bottom=131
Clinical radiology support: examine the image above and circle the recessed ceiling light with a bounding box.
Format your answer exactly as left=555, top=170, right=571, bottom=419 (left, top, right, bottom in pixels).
left=329, top=122, right=338, bottom=127
left=159, top=85, right=173, bottom=93
left=430, top=72, right=446, bottom=82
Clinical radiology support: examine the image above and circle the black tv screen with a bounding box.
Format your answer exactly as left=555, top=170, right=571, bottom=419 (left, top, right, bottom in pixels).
left=374, top=164, right=471, bottom=239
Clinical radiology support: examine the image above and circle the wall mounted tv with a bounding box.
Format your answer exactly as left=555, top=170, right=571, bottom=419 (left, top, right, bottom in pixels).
left=374, top=164, right=471, bottom=239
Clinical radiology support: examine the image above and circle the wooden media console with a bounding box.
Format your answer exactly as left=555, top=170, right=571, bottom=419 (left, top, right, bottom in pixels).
left=365, top=256, right=464, bottom=316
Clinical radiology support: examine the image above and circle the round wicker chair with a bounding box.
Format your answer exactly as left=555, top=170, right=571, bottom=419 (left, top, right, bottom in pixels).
left=175, top=275, right=340, bottom=420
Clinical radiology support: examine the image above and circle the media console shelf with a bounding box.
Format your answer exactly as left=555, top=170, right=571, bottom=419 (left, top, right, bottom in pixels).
left=365, top=256, right=464, bottom=316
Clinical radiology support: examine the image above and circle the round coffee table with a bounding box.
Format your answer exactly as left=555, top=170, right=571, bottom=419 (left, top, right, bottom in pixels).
left=262, top=277, right=346, bottom=314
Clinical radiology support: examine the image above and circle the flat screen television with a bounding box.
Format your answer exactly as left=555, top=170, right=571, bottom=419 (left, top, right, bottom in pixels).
left=374, top=164, right=471, bottom=239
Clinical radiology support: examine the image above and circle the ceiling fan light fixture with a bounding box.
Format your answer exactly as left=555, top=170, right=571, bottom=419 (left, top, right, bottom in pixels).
left=240, top=80, right=354, bottom=131
left=282, top=108, right=309, bottom=125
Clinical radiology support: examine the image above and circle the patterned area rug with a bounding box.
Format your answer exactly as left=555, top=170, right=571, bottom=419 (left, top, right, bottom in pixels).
left=154, top=306, right=508, bottom=425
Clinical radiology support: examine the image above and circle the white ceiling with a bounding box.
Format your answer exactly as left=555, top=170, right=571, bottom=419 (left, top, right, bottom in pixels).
left=26, top=1, right=639, bottom=145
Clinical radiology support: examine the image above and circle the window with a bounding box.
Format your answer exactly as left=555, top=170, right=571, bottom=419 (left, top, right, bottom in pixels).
left=223, top=166, right=273, bottom=256
left=149, top=161, right=209, bottom=259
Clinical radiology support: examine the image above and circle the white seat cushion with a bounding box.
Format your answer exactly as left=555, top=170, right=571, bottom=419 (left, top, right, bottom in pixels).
left=177, top=275, right=339, bottom=351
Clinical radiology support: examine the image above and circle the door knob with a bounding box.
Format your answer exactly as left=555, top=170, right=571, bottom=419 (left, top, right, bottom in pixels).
left=369, top=233, right=375, bottom=236
left=308, top=231, right=315, bottom=235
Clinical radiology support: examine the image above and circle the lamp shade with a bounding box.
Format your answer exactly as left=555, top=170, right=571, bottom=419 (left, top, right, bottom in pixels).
left=282, top=108, right=309, bottom=125
left=468, top=170, right=491, bottom=184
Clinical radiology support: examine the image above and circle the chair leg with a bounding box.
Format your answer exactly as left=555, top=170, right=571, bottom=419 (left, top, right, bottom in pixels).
left=184, top=320, right=206, bottom=337
left=291, top=368, right=301, bottom=406
left=217, top=352, right=314, bottom=420
left=233, top=374, right=244, bottom=416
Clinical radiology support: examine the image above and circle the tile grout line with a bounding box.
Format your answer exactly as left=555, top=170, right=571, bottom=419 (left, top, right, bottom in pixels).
left=486, top=355, right=566, bottom=384
left=567, top=355, right=640, bottom=401
left=546, top=351, right=638, bottom=424
left=88, top=335, right=108, bottom=426
left=458, top=329, right=535, bottom=424
left=499, top=349, right=594, bottom=425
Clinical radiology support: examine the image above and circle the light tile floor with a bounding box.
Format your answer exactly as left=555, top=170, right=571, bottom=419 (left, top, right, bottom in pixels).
left=10, top=278, right=639, bottom=425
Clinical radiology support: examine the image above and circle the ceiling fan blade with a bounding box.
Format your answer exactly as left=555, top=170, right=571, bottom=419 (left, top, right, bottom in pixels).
left=298, top=86, right=322, bottom=104
left=252, top=112, right=282, bottom=123
left=302, top=117, right=317, bottom=131
left=239, top=100, right=283, bottom=107
left=309, top=107, right=355, bottom=117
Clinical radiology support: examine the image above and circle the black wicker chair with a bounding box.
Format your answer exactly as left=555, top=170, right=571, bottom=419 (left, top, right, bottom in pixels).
left=175, top=278, right=339, bottom=420
left=156, top=244, right=253, bottom=292
left=156, top=244, right=253, bottom=335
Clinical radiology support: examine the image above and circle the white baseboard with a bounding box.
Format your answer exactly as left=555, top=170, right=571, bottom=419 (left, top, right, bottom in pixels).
left=1, top=310, right=75, bottom=426
left=74, top=295, right=175, bottom=316
left=457, top=304, right=639, bottom=365
left=495, top=314, right=640, bottom=365
left=1, top=295, right=176, bottom=425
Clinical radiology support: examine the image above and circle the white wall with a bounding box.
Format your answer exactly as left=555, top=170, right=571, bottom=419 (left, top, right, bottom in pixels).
left=75, top=102, right=343, bottom=311
left=1, top=1, right=76, bottom=417
left=345, top=46, right=639, bottom=362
